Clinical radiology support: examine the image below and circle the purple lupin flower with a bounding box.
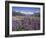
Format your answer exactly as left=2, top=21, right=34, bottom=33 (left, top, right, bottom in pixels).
left=12, top=20, right=20, bottom=31
left=22, top=17, right=32, bottom=30
left=31, top=19, right=40, bottom=30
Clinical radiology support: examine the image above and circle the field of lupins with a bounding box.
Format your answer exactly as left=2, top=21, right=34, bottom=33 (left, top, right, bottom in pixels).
left=12, top=16, right=40, bottom=31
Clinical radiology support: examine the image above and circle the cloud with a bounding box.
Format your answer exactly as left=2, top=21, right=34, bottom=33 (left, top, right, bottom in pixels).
left=20, top=11, right=34, bottom=15
left=35, top=10, right=40, bottom=13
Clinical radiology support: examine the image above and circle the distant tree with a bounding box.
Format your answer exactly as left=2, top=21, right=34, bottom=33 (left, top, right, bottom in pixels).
left=12, top=12, right=15, bottom=16
left=33, top=13, right=40, bottom=17
left=12, top=11, right=25, bottom=16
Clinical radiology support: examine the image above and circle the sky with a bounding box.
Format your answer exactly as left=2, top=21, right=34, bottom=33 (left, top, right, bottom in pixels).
left=12, top=7, right=40, bottom=14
